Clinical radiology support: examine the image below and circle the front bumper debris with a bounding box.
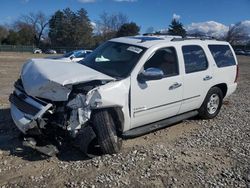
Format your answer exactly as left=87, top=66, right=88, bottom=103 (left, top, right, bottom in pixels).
left=23, top=137, right=59, bottom=157
left=9, top=89, right=52, bottom=134
left=9, top=88, right=99, bottom=157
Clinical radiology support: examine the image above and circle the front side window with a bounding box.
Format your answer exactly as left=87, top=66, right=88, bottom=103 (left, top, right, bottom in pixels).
left=208, top=45, right=236, bottom=68
left=144, top=47, right=179, bottom=77
left=182, top=45, right=208, bottom=74
left=79, top=42, right=146, bottom=78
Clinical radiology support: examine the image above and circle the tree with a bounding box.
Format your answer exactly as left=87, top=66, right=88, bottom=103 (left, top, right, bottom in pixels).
left=96, top=12, right=128, bottom=40
left=74, top=8, right=95, bottom=47
left=2, top=30, right=20, bottom=45
left=116, top=22, right=140, bottom=37
left=48, top=10, right=65, bottom=47
left=0, top=25, right=9, bottom=44
left=168, top=19, right=186, bottom=37
left=48, top=8, right=94, bottom=48
left=15, top=11, right=48, bottom=46
left=17, top=25, right=35, bottom=45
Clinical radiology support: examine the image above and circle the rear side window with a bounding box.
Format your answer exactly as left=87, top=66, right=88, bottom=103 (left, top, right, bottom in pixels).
left=208, top=45, right=236, bottom=68
left=182, top=45, right=208, bottom=74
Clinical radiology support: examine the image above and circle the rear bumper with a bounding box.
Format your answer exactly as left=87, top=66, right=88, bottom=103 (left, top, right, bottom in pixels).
left=225, top=83, right=237, bottom=98
left=9, top=89, right=52, bottom=134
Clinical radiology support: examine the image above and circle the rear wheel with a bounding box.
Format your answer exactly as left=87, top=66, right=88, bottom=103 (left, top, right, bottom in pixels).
left=198, top=87, right=223, bottom=119
left=92, top=109, right=122, bottom=154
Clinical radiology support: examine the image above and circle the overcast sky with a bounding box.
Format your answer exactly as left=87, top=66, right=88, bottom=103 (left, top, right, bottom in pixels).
left=0, top=0, right=249, bottom=32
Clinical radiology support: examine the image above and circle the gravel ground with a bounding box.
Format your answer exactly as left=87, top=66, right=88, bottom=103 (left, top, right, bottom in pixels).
left=0, top=54, right=249, bottom=187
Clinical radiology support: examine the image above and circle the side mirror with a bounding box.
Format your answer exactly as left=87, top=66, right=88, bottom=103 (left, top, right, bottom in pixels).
left=137, top=67, right=164, bottom=83
left=70, top=55, right=74, bottom=60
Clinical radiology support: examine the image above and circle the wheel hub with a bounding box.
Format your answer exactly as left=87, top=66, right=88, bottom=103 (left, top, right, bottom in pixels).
left=207, top=94, right=220, bottom=114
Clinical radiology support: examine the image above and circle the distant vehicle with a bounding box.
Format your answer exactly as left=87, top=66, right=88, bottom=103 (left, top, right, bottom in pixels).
left=245, top=50, right=250, bottom=56
left=234, top=49, right=245, bottom=55
left=47, top=50, right=93, bottom=62
left=45, top=49, right=57, bottom=54
left=33, top=48, right=42, bottom=54
left=64, top=50, right=92, bottom=61
left=57, top=49, right=67, bottom=54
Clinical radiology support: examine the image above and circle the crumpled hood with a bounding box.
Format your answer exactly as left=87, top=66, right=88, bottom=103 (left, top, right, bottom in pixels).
left=21, top=59, right=115, bottom=101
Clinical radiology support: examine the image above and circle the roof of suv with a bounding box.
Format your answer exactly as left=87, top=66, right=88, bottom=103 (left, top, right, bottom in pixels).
left=110, top=35, right=229, bottom=48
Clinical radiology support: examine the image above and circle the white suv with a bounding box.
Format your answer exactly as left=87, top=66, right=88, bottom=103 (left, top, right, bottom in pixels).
left=9, top=35, right=238, bottom=156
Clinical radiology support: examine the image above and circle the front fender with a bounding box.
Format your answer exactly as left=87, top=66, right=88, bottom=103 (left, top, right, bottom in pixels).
left=87, top=78, right=131, bottom=132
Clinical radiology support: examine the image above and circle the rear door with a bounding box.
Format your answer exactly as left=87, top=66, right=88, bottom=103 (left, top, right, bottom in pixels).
left=179, top=44, right=214, bottom=114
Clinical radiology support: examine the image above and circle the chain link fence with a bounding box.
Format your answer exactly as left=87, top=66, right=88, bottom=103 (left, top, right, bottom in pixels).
left=0, top=45, right=90, bottom=54
left=0, top=45, right=34, bottom=52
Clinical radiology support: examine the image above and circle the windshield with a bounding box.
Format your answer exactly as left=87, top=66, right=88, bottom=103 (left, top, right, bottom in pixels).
left=79, top=42, right=146, bottom=78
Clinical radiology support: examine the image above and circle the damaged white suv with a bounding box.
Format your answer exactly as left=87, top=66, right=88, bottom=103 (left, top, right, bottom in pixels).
left=9, top=35, right=238, bottom=156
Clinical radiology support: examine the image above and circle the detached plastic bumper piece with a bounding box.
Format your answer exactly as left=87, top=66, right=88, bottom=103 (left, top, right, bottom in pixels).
left=23, top=137, right=59, bottom=157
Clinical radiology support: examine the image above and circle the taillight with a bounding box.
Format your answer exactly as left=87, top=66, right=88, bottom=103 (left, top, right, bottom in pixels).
left=234, top=65, right=239, bottom=83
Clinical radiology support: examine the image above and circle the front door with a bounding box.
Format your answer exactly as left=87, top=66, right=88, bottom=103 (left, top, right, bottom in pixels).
left=130, top=47, right=183, bottom=128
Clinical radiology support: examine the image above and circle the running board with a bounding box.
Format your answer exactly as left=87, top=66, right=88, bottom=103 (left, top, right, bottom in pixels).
left=122, top=110, right=198, bottom=138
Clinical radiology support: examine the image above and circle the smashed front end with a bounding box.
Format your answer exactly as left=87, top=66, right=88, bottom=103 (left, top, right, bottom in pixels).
left=10, top=79, right=107, bottom=156
left=9, top=59, right=118, bottom=157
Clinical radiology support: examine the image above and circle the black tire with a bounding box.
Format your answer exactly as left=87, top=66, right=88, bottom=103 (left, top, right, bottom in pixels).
left=92, top=109, right=122, bottom=154
left=198, top=87, right=223, bottom=119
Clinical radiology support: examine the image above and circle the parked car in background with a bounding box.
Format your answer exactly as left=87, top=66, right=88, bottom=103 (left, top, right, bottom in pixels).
left=57, top=49, right=67, bottom=54
left=63, top=49, right=92, bottom=61
left=45, top=49, right=57, bottom=54
left=234, top=49, right=250, bottom=56
left=46, top=49, right=92, bottom=62
left=33, top=48, right=42, bottom=54
left=245, top=50, right=250, bottom=56
left=234, top=49, right=245, bottom=55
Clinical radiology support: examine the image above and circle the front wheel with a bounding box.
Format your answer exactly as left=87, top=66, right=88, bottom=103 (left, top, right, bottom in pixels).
left=198, top=87, right=223, bottom=119
left=92, top=110, right=122, bottom=154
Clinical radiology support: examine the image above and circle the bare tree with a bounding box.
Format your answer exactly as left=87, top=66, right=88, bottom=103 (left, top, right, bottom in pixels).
left=15, top=11, right=48, bottom=46
left=96, top=12, right=128, bottom=40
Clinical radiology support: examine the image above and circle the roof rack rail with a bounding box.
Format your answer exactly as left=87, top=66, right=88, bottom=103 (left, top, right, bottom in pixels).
left=143, top=33, right=171, bottom=36
left=171, top=36, right=216, bottom=41
left=142, top=33, right=182, bottom=37
left=143, top=33, right=157, bottom=36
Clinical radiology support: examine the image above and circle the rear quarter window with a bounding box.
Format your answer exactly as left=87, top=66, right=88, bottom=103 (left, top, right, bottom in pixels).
left=208, top=45, right=236, bottom=68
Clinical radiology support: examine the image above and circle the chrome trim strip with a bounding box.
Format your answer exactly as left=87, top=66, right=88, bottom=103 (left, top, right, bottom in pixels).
left=134, top=95, right=200, bottom=114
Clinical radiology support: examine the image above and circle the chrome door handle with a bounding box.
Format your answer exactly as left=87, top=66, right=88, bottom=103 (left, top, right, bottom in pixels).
left=169, top=82, right=182, bottom=90
left=203, top=75, right=212, bottom=81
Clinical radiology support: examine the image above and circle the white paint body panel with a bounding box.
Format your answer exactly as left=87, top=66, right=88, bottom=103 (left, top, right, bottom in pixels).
left=177, top=42, right=214, bottom=114
left=21, top=59, right=115, bottom=101
left=92, top=78, right=131, bottom=131
left=130, top=44, right=183, bottom=128
left=127, top=38, right=237, bottom=130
